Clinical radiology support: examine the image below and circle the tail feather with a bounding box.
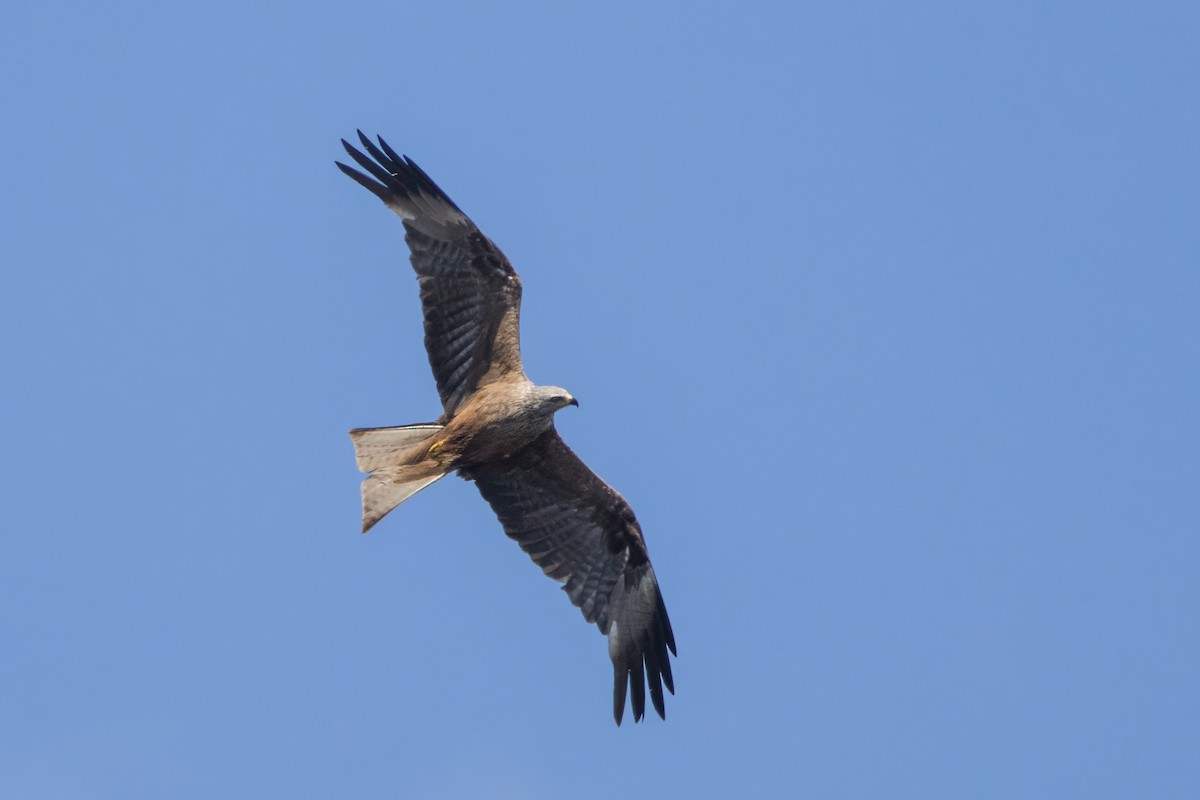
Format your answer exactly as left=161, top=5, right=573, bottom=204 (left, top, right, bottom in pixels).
left=350, top=424, right=443, bottom=472
left=360, top=466, right=445, bottom=533
left=349, top=424, right=448, bottom=532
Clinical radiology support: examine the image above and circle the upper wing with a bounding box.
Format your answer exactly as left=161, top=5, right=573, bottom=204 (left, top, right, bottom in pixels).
left=462, top=429, right=677, bottom=725
left=337, top=132, right=525, bottom=417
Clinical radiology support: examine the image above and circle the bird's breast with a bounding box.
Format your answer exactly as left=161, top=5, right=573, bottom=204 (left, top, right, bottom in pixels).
left=443, top=395, right=551, bottom=467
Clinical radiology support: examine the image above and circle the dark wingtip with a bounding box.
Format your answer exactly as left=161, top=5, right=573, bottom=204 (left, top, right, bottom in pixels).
left=376, top=134, right=403, bottom=164
left=607, top=578, right=678, bottom=724
left=335, top=160, right=392, bottom=205
left=337, top=132, right=464, bottom=214
left=399, top=155, right=461, bottom=211
left=629, top=658, right=646, bottom=723
left=644, top=636, right=667, bottom=720
left=613, top=666, right=627, bottom=726
left=655, top=590, right=677, bottom=658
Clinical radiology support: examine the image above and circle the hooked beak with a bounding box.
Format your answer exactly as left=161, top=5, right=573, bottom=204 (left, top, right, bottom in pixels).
left=567, top=397, right=579, bottom=408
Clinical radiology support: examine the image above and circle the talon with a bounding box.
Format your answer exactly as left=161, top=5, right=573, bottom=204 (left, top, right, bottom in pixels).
left=428, top=438, right=445, bottom=455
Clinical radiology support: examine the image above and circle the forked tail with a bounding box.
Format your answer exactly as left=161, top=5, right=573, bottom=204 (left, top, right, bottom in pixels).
left=349, top=424, right=447, bottom=532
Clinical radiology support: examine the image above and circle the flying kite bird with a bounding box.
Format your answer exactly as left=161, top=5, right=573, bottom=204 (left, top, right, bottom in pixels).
left=336, top=132, right=676, bottom=724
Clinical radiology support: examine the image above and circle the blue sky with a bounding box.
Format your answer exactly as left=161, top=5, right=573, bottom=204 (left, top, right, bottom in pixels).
left=2, top=1, right=1197, bottom=797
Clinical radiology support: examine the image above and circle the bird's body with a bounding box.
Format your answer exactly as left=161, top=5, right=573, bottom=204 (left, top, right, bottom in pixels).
left=337, top=133, right=676, bottom=724
left=434, top=381, right=576, bottom=466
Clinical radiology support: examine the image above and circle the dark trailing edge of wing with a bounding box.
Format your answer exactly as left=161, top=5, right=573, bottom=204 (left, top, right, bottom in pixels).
left=335, top=130, right=463, bottom=213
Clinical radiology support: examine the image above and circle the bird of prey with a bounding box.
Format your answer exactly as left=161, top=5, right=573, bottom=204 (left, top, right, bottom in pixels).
left=336, top=132, right=676, bottom=725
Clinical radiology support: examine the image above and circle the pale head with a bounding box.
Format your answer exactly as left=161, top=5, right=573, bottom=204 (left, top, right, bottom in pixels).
left=531, top=384, right=579, bottom=413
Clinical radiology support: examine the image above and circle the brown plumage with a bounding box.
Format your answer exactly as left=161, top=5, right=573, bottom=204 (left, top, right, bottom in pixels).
left=337, top=132, right=676, bottom=724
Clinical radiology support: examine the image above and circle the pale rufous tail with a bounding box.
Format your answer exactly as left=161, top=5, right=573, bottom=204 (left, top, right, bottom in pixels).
left=349, top=425, right=447, bottom=532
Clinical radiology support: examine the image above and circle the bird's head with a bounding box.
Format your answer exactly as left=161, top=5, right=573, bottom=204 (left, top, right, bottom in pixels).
left=535, top=385, right=579, bottom=413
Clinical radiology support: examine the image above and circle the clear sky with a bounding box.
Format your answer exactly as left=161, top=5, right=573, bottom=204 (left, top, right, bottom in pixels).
left=2, top=1, right=1197, bottom=797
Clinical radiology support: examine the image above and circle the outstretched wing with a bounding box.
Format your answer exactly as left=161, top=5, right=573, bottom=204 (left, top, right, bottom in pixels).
left=463, top=429, right=677, bottom=725
left=337, top=132, right=525, bottom=417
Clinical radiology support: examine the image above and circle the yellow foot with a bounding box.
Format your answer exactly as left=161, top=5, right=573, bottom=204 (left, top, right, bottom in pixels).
left=427, top=438, right=446, bottom=456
